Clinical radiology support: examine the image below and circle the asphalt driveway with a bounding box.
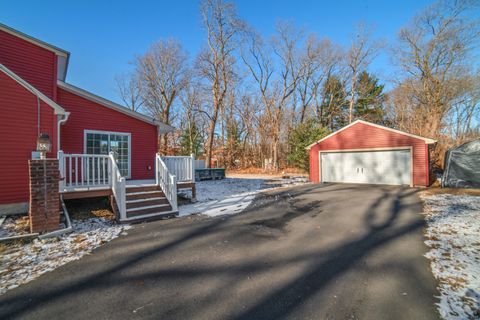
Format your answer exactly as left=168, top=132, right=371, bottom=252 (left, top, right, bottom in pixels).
left=0, top=183, right=439, bottom=320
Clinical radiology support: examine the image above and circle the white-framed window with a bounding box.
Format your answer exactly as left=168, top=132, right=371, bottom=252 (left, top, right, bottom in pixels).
left=84, top=130, right=131, bottom=178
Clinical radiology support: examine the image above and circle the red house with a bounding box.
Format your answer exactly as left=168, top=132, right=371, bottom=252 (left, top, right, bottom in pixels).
left=307, top=120, right=436, bottom=187
left=0, top=23, right=195, bottom=222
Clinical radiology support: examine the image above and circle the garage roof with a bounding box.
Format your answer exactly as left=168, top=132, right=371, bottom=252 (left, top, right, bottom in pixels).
left=306, top=120, right=436, bottom=149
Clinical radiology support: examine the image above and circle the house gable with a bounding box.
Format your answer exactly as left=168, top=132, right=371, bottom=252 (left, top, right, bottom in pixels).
left=0, top=23, right=69, bottom=83
left=0, top=27, right=63, bottom=100
left=57, top=87, right=159, bottom=180
left=0, top=63, right=65, bottom=115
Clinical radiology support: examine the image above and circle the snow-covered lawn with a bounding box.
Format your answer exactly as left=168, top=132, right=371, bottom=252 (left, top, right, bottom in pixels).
left=0, top=216, right=130, bottom=295
left=179, top=175, right=308, bottom=217
left=421, top=193, right=480, bottom=319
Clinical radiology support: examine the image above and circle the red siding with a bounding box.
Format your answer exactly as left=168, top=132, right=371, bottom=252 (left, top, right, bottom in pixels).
left=0, top=72, right=57, bottom=205
left=0, top=30, right=57, bottom=100
left=309, top=122, right=430, bottom=187
left=58, top=88, right=158, bottom=180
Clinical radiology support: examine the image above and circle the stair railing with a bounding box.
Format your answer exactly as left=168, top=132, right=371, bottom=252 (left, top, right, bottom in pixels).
left=156, top=153, right=178, bottom=211
left=109, top=152, right=126, bottom=220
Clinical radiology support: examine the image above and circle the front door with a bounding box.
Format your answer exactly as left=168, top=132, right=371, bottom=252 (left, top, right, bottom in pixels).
left=85, top=130, right=131, bottom=178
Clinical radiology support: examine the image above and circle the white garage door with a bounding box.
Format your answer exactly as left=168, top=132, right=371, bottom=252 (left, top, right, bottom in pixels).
left=321, top=149, right=411, bottom=186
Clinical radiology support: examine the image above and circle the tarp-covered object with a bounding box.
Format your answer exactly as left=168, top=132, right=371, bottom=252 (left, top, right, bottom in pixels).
left=442, top=139, right=480, bottom=188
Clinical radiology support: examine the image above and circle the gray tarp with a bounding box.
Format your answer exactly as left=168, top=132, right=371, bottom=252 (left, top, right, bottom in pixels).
left=442, top=139, right=480, bottom=188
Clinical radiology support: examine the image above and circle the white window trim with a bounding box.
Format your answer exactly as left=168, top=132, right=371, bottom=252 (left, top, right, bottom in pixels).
left=84, top=129, right=132, bottom=179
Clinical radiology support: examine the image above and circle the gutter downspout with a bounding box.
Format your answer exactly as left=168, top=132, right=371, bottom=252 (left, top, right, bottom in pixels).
left=57, top=112, right=70, bottom=153
left=39, top=195, right=73, bottom=239
left=0, top=196, right=72, bottom=242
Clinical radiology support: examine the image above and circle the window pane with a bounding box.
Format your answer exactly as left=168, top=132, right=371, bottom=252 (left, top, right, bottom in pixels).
left=108, top=133, right=129, bottom=178
left=86, top=133, right=129, bottom=177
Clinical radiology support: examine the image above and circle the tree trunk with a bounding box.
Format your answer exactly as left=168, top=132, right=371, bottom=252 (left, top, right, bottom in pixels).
left=300, top=105, right=307, bottom=124
left=205, top=99, right=220, bottom=168
left=272, top=136, right=279, bottom=171
left=348, top=72, right=357, bottom=123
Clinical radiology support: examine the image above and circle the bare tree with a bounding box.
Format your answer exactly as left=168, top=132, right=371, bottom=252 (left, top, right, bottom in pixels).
left=447, top=72, right=480, bottom=141
left=136, top=39, right=189, bottom=153
left=198, top=0, right=242, bottom=168
left=392, top=0, right=479, bottom=140
left=179, top=79, right=206, bottom=155
left=346, top=23, right=383, bottom=123
left=115, top=72, right=144, bottom=111
left=242, top=22, right=302, bottom=170
left=297, top=36, right=343, bottom=124
left=297, top=35, right=320, bottom=124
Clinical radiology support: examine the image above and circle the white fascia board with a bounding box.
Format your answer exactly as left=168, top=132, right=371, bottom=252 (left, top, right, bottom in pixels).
left=57, top=81, right=175, bottom=132
left=0, top=63, right=65, bottom=115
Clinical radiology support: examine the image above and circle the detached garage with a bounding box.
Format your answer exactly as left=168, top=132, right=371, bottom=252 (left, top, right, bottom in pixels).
left=307, top=120, right=436, bottom=187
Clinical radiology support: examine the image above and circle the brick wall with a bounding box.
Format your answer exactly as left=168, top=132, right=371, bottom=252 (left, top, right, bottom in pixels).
left=29, top=159, right=60, bottom=233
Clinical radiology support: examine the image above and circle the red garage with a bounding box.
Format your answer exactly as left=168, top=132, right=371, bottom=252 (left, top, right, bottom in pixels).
left=307, top=120, right=436, bottom=187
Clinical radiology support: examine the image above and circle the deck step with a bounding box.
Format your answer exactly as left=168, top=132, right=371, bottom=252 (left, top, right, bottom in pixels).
left=126, top=198, right=169, bottom=209
left=127, top=204, right=173, bottom=217
left=126, top=191, right=165, bottom=201
left=126, top=185, right=160, bottom=193
left=120, top=211, right=178, bottom=223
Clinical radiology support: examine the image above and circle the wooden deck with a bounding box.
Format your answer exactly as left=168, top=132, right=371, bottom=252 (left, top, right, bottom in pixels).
left=61, top=179, right=195, bottom=200
left=61, top=189, right=112, bottom=200
left=58, top=153, right=196, bottom=222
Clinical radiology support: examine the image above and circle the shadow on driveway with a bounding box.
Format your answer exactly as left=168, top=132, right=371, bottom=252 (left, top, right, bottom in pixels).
left=0, top=183, right=439, bottom=320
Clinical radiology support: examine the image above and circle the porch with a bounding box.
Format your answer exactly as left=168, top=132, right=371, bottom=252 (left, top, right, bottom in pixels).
left=58, top=152, right=196, bottom=222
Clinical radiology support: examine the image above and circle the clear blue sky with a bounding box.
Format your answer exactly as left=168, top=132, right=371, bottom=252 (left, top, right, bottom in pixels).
left=1, top=0, right=435, bottom=104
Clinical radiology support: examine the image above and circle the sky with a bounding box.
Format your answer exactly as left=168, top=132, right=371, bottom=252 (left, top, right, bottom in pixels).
left=0, top=0, right=436, bottom=105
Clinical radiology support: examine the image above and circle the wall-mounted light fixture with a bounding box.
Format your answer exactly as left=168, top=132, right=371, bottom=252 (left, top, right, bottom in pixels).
left=36, top=133, right=51, bottom=159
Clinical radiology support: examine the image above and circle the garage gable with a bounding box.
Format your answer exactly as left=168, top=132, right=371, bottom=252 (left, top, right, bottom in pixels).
left=306, top=120, right=435, bottom=150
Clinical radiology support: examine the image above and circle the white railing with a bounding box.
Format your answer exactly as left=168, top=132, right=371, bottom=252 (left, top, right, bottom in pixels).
left=109, top=152, right=126, bottom=220
left=58, top=151, right=111, bottom=191
left=161, top=154, right=195, bottom=183
left=194, top=159, right=206, bottom=169
left=156, top=154, right=178, bottom=211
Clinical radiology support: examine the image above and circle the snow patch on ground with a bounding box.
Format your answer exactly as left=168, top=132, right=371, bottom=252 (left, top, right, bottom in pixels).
left=421, top=193, right=480, bottom=319
left=0, top=217, right=130, bottom=295
left=179, top=176, right=308, bottom=217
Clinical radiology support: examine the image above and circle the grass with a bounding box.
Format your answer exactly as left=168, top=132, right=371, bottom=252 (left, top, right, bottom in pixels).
left=422, top=187, right=480, bottom=197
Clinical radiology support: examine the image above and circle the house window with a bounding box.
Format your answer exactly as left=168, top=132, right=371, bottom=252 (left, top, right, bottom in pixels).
left=85, top=131, right=131, bottom=178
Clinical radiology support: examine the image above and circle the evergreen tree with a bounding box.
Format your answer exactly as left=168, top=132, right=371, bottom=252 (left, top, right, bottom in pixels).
left=355, top=71, right=386, bottom=124
left=179, top=121, right=203, bottom=156
left=224, top=118, right=241, bottom=168
left=287, top=118, right=330, bottom=172
left=318, top=75, right=348, bottom=131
